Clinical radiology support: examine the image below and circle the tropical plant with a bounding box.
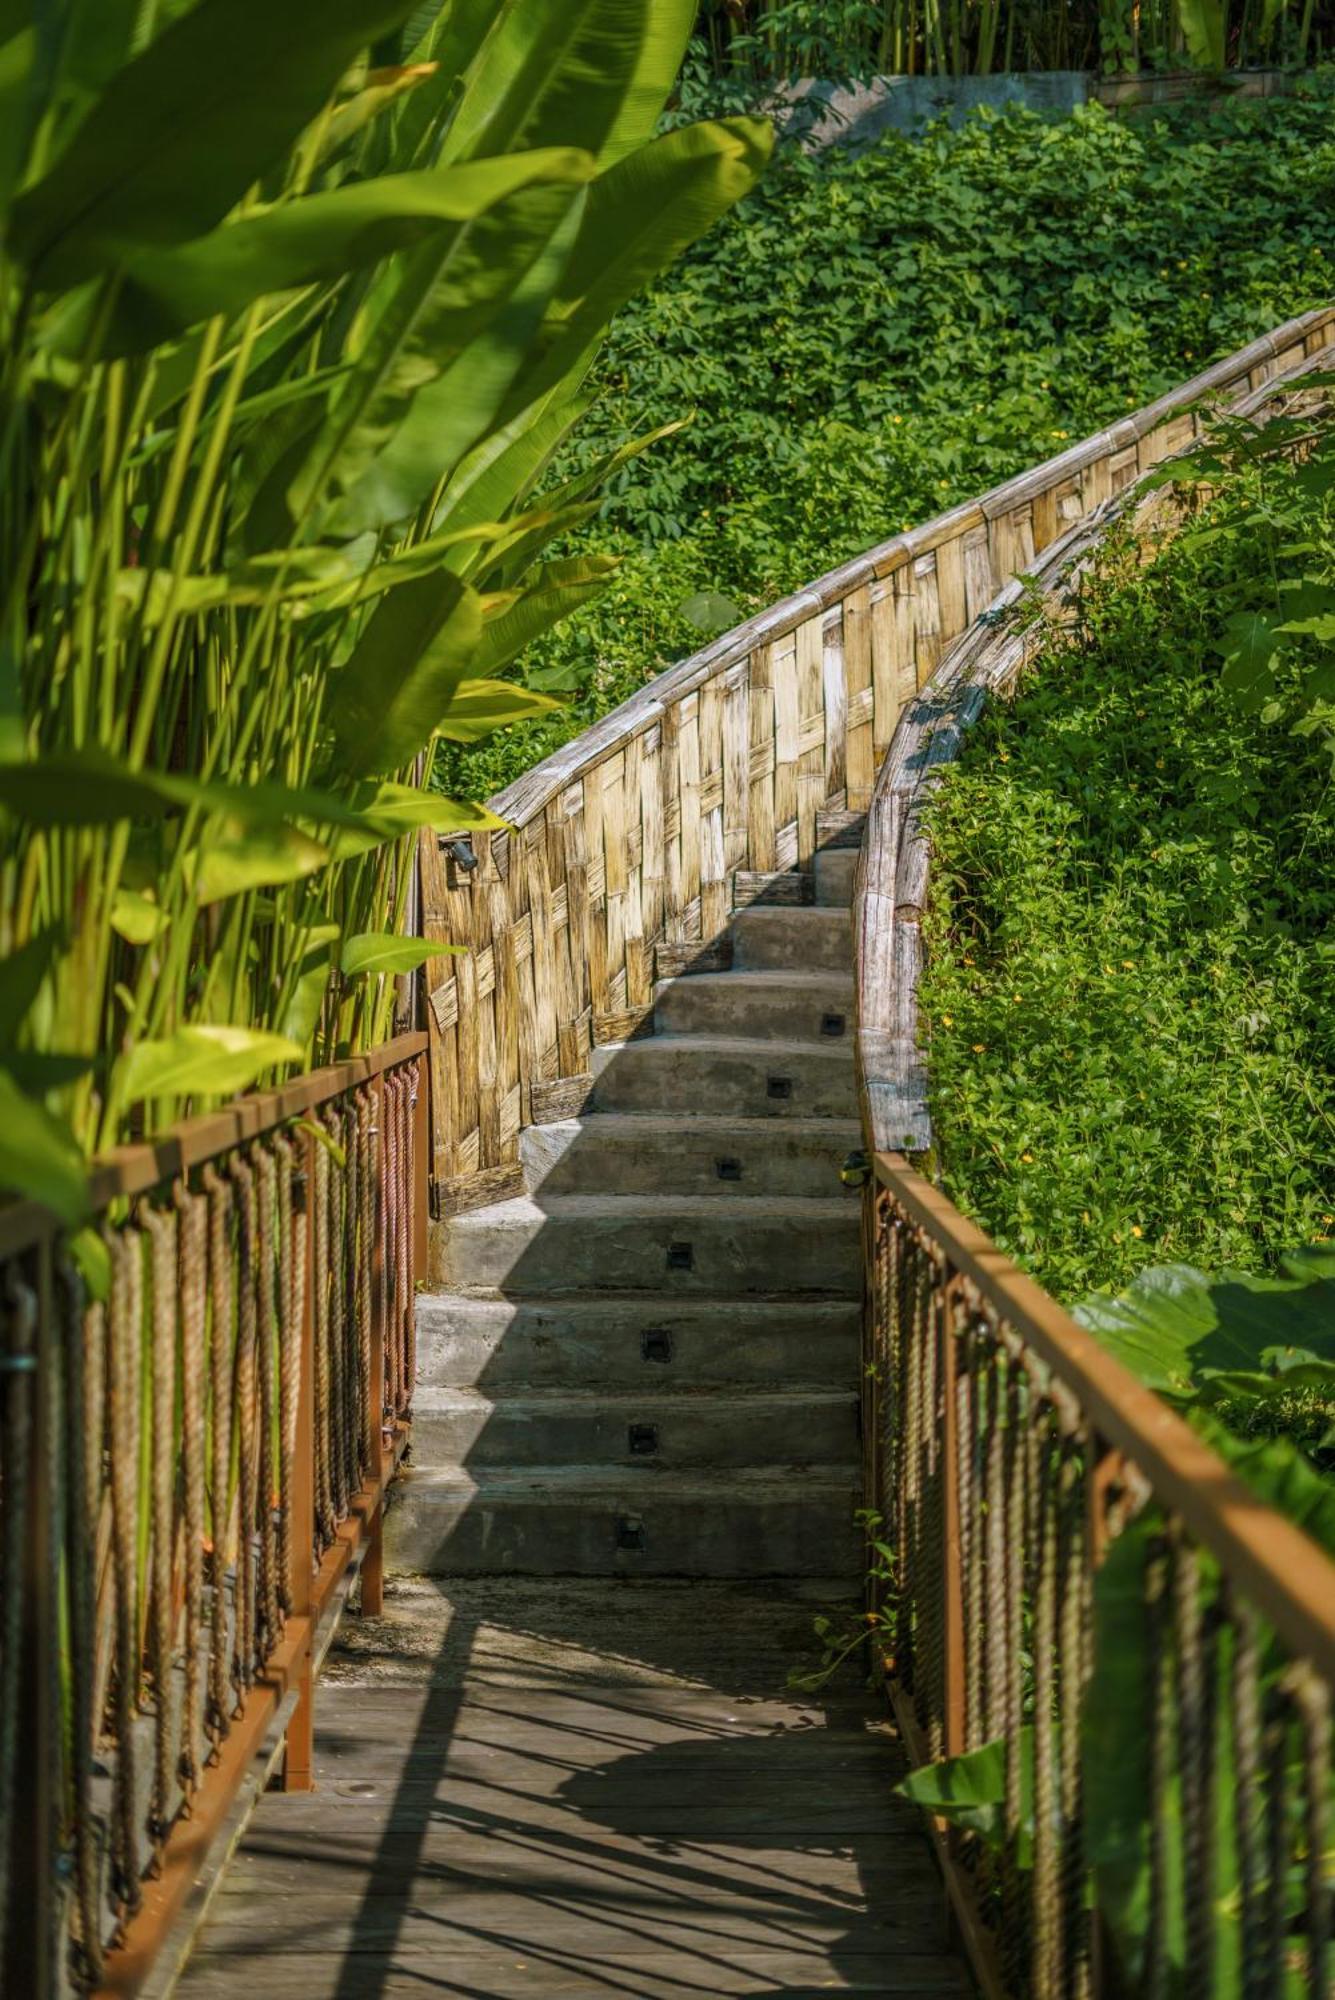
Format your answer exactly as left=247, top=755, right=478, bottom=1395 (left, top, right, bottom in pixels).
left=0, top=0, right=772, bottom=1221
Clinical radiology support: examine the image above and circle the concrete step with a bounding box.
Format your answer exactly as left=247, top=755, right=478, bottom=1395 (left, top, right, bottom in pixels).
left=386, top=1464, right=863, bottom=1577
left=522, top=1113, right=860, bottom=1199
left=590, top=1037, right=856, bottom=1121
left=414, top=1293, right=861, bottom=1391
left=409, top=1386, right=858, bottom=1469
left=653, top=969, right=854, bottom=1044
left=730, top=904, right=852, bottom=972
left=434, top=1194, right=861, bottom=1297
left=814, top=847, right=858, bottom=907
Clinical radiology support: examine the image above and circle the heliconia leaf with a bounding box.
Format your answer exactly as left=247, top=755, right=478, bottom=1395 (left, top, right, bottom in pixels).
left=85, top=149, right=597, bottom=356
left=340, top=932, right=455, bottom=977
left=0, top=1067, right=87, bottom=1222
left=7, top=0, right=423, bottom=288
left=513, top=117, right=775, bottom=414
left=279, top=923, right=340, bottom=1047
left=110, top=891, right=170, bottom=944
left=1176, top=0, right=1226, bottom=67
left=470, top=555, right=619, bottom=680
left=435, top=677, right=562, bottom=743
left=187, top=825, right=329, bottom=905
left=0, top=927, right=61, bottom=1043
left=433, top=383, right=598, bottom=538
left=324, top=570, right=483, bottom=778
left=315, top=60, right=440, bottom=166
left=0, top=26, right=36, bottom=219
left=118, top=1025, right=303, bottom=1104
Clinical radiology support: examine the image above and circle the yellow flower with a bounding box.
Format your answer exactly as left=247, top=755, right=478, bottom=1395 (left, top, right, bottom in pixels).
left=941, top=1013, right=953, bottom=1027
left=1155, top=757, right=1165, bottom=769
left=972, top=1043, right=986, bottom=1054
left=1121, top=959, right=1135, bottom=970
left=998, top=750, right=1010, bottom=762
left=1021, top=1152, right=1034, bottom=1163
left=1131, top=1225, right=1143, bottom=1238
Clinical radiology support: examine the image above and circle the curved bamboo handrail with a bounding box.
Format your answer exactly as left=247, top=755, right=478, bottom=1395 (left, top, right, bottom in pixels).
left=419, top=307, right=1335, bottom=1214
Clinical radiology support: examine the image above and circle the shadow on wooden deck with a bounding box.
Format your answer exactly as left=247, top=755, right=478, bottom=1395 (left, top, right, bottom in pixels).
left=173, top=1577, right=968, bottom=1998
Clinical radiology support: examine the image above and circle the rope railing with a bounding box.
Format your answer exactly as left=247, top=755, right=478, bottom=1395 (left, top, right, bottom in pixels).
left=852, top=364, right=1335, bottom=1996
left=0, top=1032, right=426, bottom=1998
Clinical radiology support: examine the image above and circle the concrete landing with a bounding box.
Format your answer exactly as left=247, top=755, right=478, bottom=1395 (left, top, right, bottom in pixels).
left=173, top=1578, right=969, bottom=1998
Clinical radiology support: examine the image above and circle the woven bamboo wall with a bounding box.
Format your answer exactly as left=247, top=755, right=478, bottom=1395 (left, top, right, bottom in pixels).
left=420, top=307, right=1335, bottom=1214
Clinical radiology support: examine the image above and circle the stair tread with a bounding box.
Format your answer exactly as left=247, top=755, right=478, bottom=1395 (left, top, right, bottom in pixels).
left=417, top=1290, right=859, bottom=1314
left=413, top=1385, right=858, bottom=1410
left=398, top=1463, right=862, bottom=1493
left=446, top=1191, right=862, bottom=1229
left=657, top=968, right=853, bottom=990
left=595, top=1033, right=853, bottom=1059
left=529, top=1110, right=860, bottom=1138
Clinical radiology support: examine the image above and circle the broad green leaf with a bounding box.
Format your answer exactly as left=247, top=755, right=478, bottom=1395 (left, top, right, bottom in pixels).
left=0, top=27, right=35, bottom=217
left=0, top=927, right=60, bottom=1042
left=110, top=890, right=169, bottom=944
left=443, top=0, right=695, bottom=171
left=340, top=932, right=449, bottom=976
left=119, top=1024, right=303, bottom=1103
left=279, top=923, right=340, bottom=1048
left=679, top=589, right=744, bottom=635
left=0, top=1067, right=87, bottom=1223
left=1074, top=1253, right=1335, bottom=1399
left=1219, top=609, right=1279, bottom=713
left=326, top=783, right=508, bottom=862
left=434, top=383, right=598, bottom=537
left=511, top=118, right=774, bottom=415
left=186, top=825, right=329, bottom=905
left=1176, top=0, right=1226, bottom=67
left=324, top=570, right=483, bottom=778
left=89, top=150, right=597, bottom=356
left=435, top=676, right=562, bottom=743
left=896, top=1732, right=1035, bottom=1868
left=0, top=747, right=388, bottom=832
left=314, top=59, right=441, bottom=167
left=473, top=555, right=618, bottom=681
left=8, top=0, right=423, bottom=288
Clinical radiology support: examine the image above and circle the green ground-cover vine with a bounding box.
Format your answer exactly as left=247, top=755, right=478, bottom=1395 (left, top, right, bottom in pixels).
left=918, top=416, right=1335, bottom=1304
left=441, top=82, right=1335, bottom=801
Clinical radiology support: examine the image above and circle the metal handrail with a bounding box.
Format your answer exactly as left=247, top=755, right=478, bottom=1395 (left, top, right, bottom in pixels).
left=0, top=1031, right=427, bottom=1998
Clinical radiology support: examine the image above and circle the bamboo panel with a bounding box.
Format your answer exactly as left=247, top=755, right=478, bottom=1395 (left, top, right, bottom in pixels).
left=419, top=309, right=1335, bottom=1211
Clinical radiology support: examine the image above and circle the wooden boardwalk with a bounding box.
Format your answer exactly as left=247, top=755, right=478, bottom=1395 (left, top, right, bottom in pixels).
left=175, top=1578, right=968, bottom=1998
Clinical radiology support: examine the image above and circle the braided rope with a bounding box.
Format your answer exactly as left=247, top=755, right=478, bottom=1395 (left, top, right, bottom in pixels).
left=357, top=1088, right=376, bottom=1485
left=141, top=1201, right=178, bottom=1856
left=230, top=1154, right=258, bottom=1703
left=107, top=1230, right=143, bottom=1915
left=1291, top=1668, right=1331, bottom=2000
left=331, top=1104, right=352, bottom=1522
left=384, top=1075, right=401, bottom=1420
left=255, top=1148, right=281, bottom=1659
left=1227, top=1588, right=1265, bottom=1999
left=273, top=1136, right=300, bottom=1619
left=1171, top=1529, right=1213, bottom=2000
left=173, top=1180, right=208, bottom=1799
left=1031, top=1418, right=1062, bottom=2000
left=1057, top=1436, right=1091, bottom=1999
left=311, top=1126, right=334, bottom=1547
left=68, top=1273, right=106, bottom=1980
left=0, top=1265, right=36, bottom=1967
left=1144, top=1536, right=1173, bottom=2000
left=201, top=1167, right=233, bottom=1748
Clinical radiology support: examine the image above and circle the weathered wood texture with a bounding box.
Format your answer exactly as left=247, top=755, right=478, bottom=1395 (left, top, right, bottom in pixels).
left=422, top=310, right=1335, bottom=1208
left=175, top=1578, right=969, bottom=1998
left=852, top=341, right=1335, bottom=1158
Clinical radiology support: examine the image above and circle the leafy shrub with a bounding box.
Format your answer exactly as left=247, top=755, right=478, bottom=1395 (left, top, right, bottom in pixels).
left=919, top=417, right=1335, bottom=1302
left=443, top=83, right=1335, bottom=800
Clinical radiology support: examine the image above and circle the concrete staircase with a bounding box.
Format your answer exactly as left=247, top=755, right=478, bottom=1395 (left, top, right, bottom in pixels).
left=388, top=828, right=864, bottom=1582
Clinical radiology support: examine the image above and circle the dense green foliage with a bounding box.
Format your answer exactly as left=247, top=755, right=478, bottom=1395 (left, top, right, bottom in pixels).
left=443, top=83, right=1335, bottom=800
left=690, top=0, right=1327, bottom=79
left=918, top=418, right=1335, bottom=1304
left=0, top=0, right=768, bottom=1216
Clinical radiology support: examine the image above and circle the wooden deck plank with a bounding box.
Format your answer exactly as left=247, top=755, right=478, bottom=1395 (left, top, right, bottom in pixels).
left=175, top=1579, right=968, bottom=1999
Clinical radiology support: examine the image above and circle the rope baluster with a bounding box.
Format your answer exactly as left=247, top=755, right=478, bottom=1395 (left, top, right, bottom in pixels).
left=1031, top=1416, right=1062, bottom=2000
left=1293, top=1670, right=1331, bottom=2000
left=0, top=1267, right=36, bottom=1969
left=311, top=1124, right=334, bottom=1549
left=1171, top=1528, right=1214, bottom=2000
left=141, top=1202, right=178, bottom=1857
left=64, top=1267, right=105, bottom=1982
left=255, top=1148, right=281, bottom=1659
left=230, top=1154, right=258, bottom=1703
left=174, top=1182, right=208, bottom=1801
left=1144, top=1535, right=1173, bottom=2000
left=332, top=1103, right=352, bottom=1524
left=357, top=1087, right=376, bottom=1484
left=273, top=1135, right=301, bottom=1619
left=202, top=1166, right=233, bottom=1750
left=107, top=1229, right=144, bottom=1917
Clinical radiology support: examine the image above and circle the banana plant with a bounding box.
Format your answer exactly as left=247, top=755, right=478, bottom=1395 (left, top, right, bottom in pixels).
left=0, top=0, right=773, bottom=1217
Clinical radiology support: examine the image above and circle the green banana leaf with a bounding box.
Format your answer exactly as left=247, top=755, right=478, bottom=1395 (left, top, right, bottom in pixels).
left=340, top=932, right=442, bottom=976
left=186, top=824, right=329, bottom=905
left=323, top=568, right=483, bottom=777
left=472, top=554, right=620, bottom=681
left=118, top=1024, right=303, bottom=1103
left=0, top=1066, right=86, bottom=1220
left=77, top=149, right=595, bottom=357
left=8, top=0, right=422, bottom=287
left=278, top=924, right=341, bottom=1047
left=1176, top=0, right=1227, bottom=67
left=435, top=676, right=562, bottom=742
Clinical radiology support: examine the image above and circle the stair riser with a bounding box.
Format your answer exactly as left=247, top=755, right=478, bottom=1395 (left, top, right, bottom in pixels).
left=591, top=1045, right=857, bottom=1120
left=731, top=907, right=852, bottom=972
left=814, top=847, right=858, bottom=906
left=410, top=1395, right=859, bottom=1470
left=654, top=980, right=854, bottom=1044
left=415, top=1298, right=861, bottom=1390
left=387, top=1475, right=863, bottom=1578
left=521, top=1119, right=859, bottom=1199
left=434, top=1210, right=861, bottom=1295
